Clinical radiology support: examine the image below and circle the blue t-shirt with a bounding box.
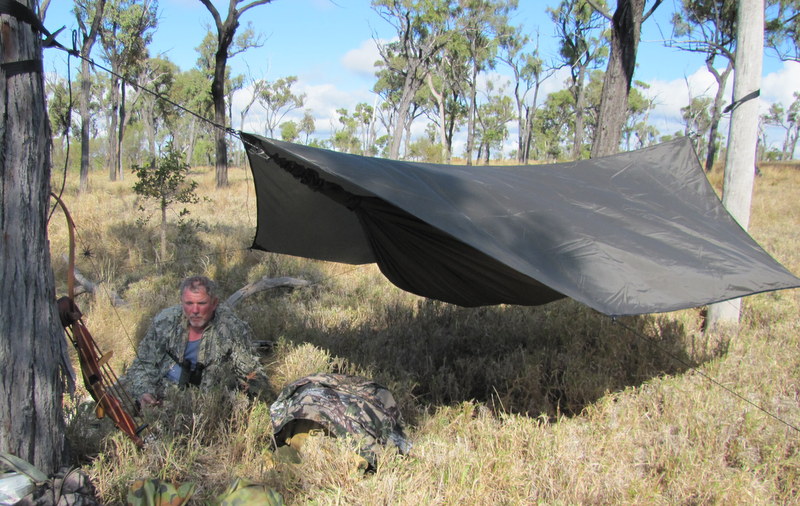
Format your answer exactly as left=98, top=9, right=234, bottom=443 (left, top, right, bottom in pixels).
left=166, top=338, right=202, bottom=383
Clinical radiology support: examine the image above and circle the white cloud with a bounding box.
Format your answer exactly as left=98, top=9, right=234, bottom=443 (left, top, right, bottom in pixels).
left=341, top=38, right=384, bottom=78
left=761, top=60, right=800, bottom=106
left=232, top=80, right=377, bottom=139
left=643, top=60, right=799, bottom=147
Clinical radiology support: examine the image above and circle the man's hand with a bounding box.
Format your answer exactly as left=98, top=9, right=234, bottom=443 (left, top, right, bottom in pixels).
left=140, top=393, right=161, bottom=406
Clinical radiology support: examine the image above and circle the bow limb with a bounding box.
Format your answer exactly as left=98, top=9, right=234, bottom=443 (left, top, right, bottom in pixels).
left=50, top=192, right=76, bottom=299
left=67, top=319, right=146, bottom=448
left=51, top=193, right=147, bottom=447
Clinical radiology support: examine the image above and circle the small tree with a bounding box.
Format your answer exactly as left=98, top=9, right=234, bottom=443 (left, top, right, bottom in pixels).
left=132, top=143, right=200, bottom=259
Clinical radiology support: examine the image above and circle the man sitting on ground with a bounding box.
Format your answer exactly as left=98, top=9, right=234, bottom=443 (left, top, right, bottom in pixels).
left=122, top=275, right=269, bottom=406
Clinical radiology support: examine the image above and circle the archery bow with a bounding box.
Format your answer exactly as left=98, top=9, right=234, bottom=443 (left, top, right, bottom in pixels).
left=51, top=193, right=148, bottom=448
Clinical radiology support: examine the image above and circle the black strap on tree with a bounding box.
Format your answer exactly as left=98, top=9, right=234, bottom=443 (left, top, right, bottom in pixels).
left=0, top=0, right=77, bottom=76
left=723, top=89, right=761, bottom=114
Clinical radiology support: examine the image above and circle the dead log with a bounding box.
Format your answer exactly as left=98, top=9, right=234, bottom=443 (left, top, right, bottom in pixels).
left=225, top=276, right=310, bottom=308
left=60, top=254, right=127, bottom=306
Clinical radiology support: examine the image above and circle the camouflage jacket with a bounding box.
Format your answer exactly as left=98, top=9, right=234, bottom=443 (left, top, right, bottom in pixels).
left=121, top=304, right=268, bottom=400
left=270, top=373, right=411, bottom=467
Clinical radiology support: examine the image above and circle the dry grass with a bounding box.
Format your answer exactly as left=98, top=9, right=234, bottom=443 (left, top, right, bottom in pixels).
left=49, top=159, right=800, bottom=504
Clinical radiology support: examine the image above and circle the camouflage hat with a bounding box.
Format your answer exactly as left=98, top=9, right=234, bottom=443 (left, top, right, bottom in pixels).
left=270, top=373, right=411, bottom=466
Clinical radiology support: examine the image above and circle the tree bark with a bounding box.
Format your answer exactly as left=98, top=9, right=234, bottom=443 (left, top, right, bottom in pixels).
left=706, top=0, right=764, bottom=331
left=465, top=59, right=478, bottom=165
left=571, top=64, right=588, bottom=159
left=703, top=58, right=733, bottom=172
left=77, top=0, right=106, bottom=194
left=1, top=0, right=69, bottom=472
left=79, top=57, right=93, bottom=192
left=591, top=0, right=646, bottom=158
left=388, top=71, right=420, bottom=160
left=426, top=73, right=449, bottom=162
left=107, top=74, right=120, bottom=181
left=200, top=0, right=277, bottom=187
left=117, top=81, right=126, bottom=180
left=212, top=40, right=229, bottom=187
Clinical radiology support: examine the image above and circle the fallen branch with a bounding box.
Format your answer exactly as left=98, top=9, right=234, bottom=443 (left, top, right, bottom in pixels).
left=61, top=254, right=127, bottom=306
left=225, top=276, right=310, bottom=308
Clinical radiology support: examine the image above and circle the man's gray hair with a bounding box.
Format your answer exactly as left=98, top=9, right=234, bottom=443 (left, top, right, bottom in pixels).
left=179, top=276, right=218, bottom=300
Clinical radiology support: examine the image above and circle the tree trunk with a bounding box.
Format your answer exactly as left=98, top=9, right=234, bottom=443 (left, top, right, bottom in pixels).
left=704, top=59, right=733, bottom=172
left=78, top=0, right=105, bottom=194
left=706, top=0, right=764, bottom=331
left=591, top=0, right=645, bottom=158
left=160, top=203, right=168, bottom=259
left=465, top=60, right=478, bottom=166
left=117, top=82, right=126, bottom=180
left=107, top=75, right=120, bottom=181
left=571, top=65, right=588, bottom=159
left=212, top=45, right=229, bottom=187
left=186, top=117, right=198, bottom=166
left=426, top=74, right=449, bottom=162
left=79, top=58, right=93, bottom=193
left=1, top=0, right=69, bottom=473
left=388, top=71, right=418, bottom=160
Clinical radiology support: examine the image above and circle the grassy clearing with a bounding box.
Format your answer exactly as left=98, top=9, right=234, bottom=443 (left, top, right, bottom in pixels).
left=49, top=160, right=800, bottom=504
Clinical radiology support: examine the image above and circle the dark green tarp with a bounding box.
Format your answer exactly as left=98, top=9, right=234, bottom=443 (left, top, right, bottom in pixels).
left=241, top=133, right=799, bottom=316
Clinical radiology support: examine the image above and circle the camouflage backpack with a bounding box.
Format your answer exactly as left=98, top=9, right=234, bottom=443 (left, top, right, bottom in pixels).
left=270, top=373, right=411, bottom=467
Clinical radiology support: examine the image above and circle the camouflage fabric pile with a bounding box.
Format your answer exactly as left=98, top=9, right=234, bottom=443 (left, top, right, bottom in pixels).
left=270, top=373, right=411, bottom=467
left=0, top=453, right=100, bottom=506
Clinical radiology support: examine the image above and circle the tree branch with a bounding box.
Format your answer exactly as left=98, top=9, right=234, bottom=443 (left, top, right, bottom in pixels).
left=642, top=0, right=663, bottom=22
left=238, top=0, right=275, bottom=16
left=198, top=0, right=223, bottom=30
left=61, top=254, right=127, bottom=306
left=585, top=0, right=611, bottom=21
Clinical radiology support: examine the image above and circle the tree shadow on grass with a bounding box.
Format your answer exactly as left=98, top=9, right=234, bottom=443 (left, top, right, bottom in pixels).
left=273, top=295, right=722, bottom=425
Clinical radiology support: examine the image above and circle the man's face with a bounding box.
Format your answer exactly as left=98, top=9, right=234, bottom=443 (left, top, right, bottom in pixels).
left=181, top=287, right=219, bottom=331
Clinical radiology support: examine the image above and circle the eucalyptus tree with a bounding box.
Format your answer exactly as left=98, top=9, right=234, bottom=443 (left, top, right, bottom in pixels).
left=280, top=120, right=299, bottom=142
left=169, top=68, right=213, bottom=166
left=331, top=107, right=361, bottom=154
left=195, top=27, right=259, bottom=170
left=454, top=0, right=517, bottom=165
left=198, top=0, right=273, bottom=187
left=620, top=82, right=659, bottom=150
left=353, top=102, right=380, bottom=156
left=549, top=0, right=608, bottom=160
left=582, top=67, right=656, bottom=152
left=238, top=75, right=266, bottom=132
left=763, top=93, right=800, bottom=160
left=671, top=0, right=737, bottom=172
left=766, top=0, right=800, bottom=61
left=138, top=58, right=178, bottom=157
left=372, top=0, right=456, bottom=159
left=73, top=0, right=106, bottom=192
left=474, top=81, right=514, bottom=163
left=424, top=65, right=451, bottom=161
left=300, top=110, right=316, bottom=144
left=46, top=75, right=74, bottom=150
left=586, top=0, right=663, bottom=158
left=498, top=26, right=555, bottom=163
left=535, top=88, right=577, bottom=160
left=99, top=0, right=157, bottom=181
left=256, top=76, right=306, bottom=138
left=707, top=0, right=764, bottom=329
left=423, top=20, right=472, bottom=163
left=681, top=95, right=713, bottom=161
left=1, top=0, right=69, bottom=474
left=407, top=123, right=445, bottom=161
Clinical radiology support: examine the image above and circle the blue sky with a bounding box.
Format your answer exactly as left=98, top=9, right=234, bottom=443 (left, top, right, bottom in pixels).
left=43, top=0, right=799, bottom=155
